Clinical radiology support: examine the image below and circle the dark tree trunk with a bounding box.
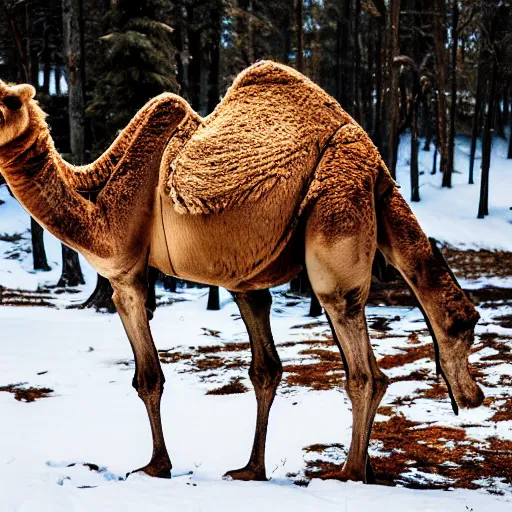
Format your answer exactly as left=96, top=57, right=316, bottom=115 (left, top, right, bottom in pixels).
left=207, top=285, right=220, bottom=311
left=61, top=0, right=85, bottom=288
left=296, top=0, right=303, bottom=72
left=57, top=245, right=84, bottom=286
left=494, top=88, right=505, bottom=139
left=365, top=23, right=374, bottom=133
left=508, top=127, right=512, bottom=159
left=174, top=1, right=188, bottom=100
left=31, top=219, right=50, bottom=271
left=478, top=59, right=498, bottom=219
left=187, top=5, right=201, bottom=112
left=411, top=90, right=420, bottom=202
left=41, top=26, right=51, bottom=95
left=309, top=292, right=322, bottom=317
left=207, top=7, right=221, bottom=113
left=55, top=63, right=62, bottom=95
left=373, top=20, right=384, bottom=154
left=353, top=0, right=362, bottom=124
left=335, top=17, right=342, bottom=103
left=162, top=275, right=177, bottom=292
left=445, top=0, right=458, bottom=187
left=388, top=0, right=400, bottom=179
left=79, top=274, right=116, bottom=313
left=469, top=55, right=483, bottom=184
left=434, top=0, right=448, bottom=176
left=422, top=92, right=432, bottom=151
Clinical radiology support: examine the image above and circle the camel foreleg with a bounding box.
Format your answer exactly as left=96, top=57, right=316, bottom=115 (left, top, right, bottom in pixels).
left=224, top=289, right=282, bottom=481
left=111, top=268, right=171, bottom=478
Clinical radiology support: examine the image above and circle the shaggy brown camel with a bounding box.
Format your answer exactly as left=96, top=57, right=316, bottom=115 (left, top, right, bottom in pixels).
left=0, top=61, right=483, bottom=483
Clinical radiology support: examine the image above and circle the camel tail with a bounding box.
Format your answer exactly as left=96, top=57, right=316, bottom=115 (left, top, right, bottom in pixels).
left=374, top=167, right=483, bottom=414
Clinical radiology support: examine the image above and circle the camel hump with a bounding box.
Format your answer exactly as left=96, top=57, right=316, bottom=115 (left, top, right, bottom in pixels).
left=230, top=60, right=316, bottom=90
left=165, top=62, right=350, bottom=216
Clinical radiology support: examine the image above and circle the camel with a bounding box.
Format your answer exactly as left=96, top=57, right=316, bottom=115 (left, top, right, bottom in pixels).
left=0, top=61, right=483, bottom=484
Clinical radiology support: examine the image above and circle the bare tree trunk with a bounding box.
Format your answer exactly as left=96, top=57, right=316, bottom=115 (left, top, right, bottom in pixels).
left=162, top=275, right=177, bottom=292
left=373, top=18, right=384, bottom=153
left=55, top=61, right=62, bottom=95
left=58, top=245, right=84, bottom=287
left=207, top=6, right=221, bottom=114
left=31, top=219, right=50, bottom=271
left=478, top=60, right=498, bottom=219
left=309, top=292, right=322, bottom=317
left=423, top=91, right=432, bottom=151
left=207, top=285, right=220, bottom=311
left=387, top=0, right=400, bottom=179
left=508, top=92, right=512, bottom=158
left=469, top=52, right=483, bottom=184
left=187, top=4, right=201, bottom=112
left=61, top=0, right=85, bottom=288
left=79, top=274, right=115, bottom=313
left=445, top=0, right=458, bottom=187
left=296, top=0, right=303, bottom=72
left=434, top=0, right=448, bottom=177
left=41, top=25, right=51, bottom=94
left=411, top=88, right=420, bottom=202
left=174, top=0, right=188, bottom=100
left=352, top=0, right=362, bottom=124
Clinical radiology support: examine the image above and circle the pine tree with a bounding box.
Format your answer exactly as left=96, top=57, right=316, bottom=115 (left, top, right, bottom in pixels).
left=87, top=0, right=178, bottom=142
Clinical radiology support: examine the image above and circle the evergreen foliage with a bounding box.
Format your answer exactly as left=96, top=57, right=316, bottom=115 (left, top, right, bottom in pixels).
left=87, top=0, right=178, bottom=146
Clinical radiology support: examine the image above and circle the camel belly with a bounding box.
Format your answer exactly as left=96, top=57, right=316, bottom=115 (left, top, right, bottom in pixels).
left=149, top=189, right=303, bottom=291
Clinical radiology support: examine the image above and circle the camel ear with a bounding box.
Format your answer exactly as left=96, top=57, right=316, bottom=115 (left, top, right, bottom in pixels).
left=10, top=84, right=36, bottom=101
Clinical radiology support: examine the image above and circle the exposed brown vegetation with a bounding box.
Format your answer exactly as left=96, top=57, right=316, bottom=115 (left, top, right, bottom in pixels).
left=490, top=398, right=512, bottom=422
left=283, top=348, right=345, bottom=391
left=196, top=342, right=250, bottom=354
left=442, top=248, right=512, bottom=280
left=378, top=344, right=434, bottom=370
left=0, top=383, right=53, bottom=402
left=206, top=377, right=248, bottom=395
left=303, top=415, right=512, bottom=492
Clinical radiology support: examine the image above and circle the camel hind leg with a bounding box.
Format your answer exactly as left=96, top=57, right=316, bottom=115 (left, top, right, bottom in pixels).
left=305, top=186, right=387, bottom=483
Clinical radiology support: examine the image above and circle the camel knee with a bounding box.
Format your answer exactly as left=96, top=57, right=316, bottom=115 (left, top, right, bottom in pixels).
left=346, top=370, right=388, bottom=402
left=249, top=355, right=282, bottom=392
left=133, top=364, right=165, bottom=398
left=318, top=285, right=368, bottom=320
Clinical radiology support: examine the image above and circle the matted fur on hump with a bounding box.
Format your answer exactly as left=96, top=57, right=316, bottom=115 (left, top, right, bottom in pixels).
left=164, top=61, right=351, bottom=215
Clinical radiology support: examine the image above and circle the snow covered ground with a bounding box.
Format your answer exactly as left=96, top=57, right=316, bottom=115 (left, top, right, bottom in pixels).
left=0, top=289, right=511, bottom=512
left=396, top=133, right=512, bottom=251
left=0, top=134, right=511, bottom=510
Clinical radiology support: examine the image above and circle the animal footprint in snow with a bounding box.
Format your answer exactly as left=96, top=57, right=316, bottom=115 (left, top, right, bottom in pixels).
left=46, top=460, right=124, bottom=487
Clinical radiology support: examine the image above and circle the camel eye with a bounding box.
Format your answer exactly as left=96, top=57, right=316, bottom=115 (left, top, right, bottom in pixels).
left=3, top=96, right=22, bottom=111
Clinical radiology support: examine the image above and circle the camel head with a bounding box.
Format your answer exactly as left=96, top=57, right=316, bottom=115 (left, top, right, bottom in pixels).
left=0, top=80, right=37, bottom=148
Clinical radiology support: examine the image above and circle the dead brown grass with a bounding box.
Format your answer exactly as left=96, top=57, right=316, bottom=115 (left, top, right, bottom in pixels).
left=490, top=398, right=512, bottom=422
left=196, top=342, right=250, bottom=354
left=0, top=383, right=53, bottom=402
left=303, top=414, right=512, bottom=492
left=206, top=377, right=248, bottom=395
left=283, top=348, right=345, bottom=391
left=378, top=344, right=434, bottom=370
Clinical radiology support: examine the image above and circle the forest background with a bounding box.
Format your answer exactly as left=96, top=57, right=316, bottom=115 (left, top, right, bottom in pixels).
left=0, top=0, right=510, bottom=310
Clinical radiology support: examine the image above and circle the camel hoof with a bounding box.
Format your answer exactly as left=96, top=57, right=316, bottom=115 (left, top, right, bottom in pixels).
left=223, top=467, right=267, bottom=481
left=129, top=462, right=172, bottom=479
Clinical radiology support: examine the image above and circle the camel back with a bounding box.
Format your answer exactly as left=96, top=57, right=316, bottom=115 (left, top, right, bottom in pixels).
left=163, top=61, right=354, bottom=215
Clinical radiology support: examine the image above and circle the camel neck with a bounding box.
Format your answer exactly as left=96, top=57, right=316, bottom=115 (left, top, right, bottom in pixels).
left=0, top=121, right=97, bottom=253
